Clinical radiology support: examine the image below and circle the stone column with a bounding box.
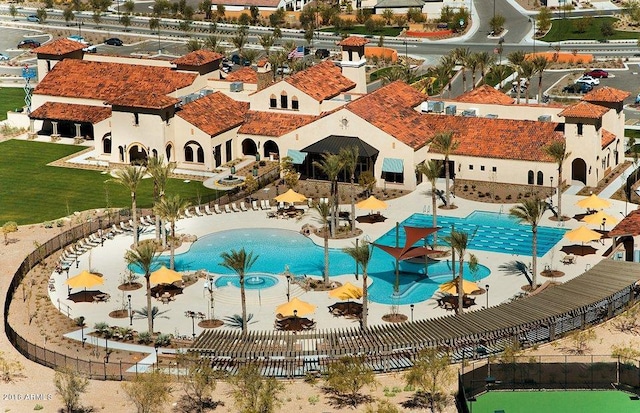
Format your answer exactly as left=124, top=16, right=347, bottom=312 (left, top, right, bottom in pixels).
left=27, top=118, right=37, bottom=140
left=50, top=121, right=60, bottom=141
left=74, top=123, right=82, bottom=139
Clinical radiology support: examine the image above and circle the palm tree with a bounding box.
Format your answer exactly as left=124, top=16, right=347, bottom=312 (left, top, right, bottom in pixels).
left=111, top=165, right=147, bottom=246
left=438, top=55, right=455, bottom=97
left=507, top=50, right=526, bottom=104
left=445, top=229, right=477, bottom=314
left=219, top=248, right=258, bottom=336
left=154, top=195, right=190, bottom=270
left=125, top=242, right=158, bottom=333
left=242, top=48, right=260, bottom=65
left=532, top=55, right=550, bottom=102
left=429, top=132, right=458, bottom=208
left=268, top=50, right=288, bottom=80
left=520, top=60, right=536, bottom=104
left=342, top=240, right=372, bottom=330
left=147, top=156, right=175, bottom=244
left=313, top=153, right=344, bottom=238
left=314, top=201, right=332, bottom=285
left=509, top=198, right=547, bottom=290
left=452, top=47, right=470, bottom=92
left=339, top=146, right=359, bottom=235
left=416, top=160, right=441, bottom=247
left=231, top=32, right=247, bottom=57
left=259, top=33, right=275, bottom=55
left=475, top=51, right=494, bottom=85
left=467, top=53, right=480, bottom=89
left=204, top=35, right=222, bottom=52
left=490, top=64, right=510, bottom=89
left=544, top=140, right=571, bottom=220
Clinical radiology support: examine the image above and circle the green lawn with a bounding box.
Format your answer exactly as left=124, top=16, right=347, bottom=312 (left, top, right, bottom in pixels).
left=0, top=88, right=26, bottom=121
left=0, top=140, right=220, bottom=224
left=541, top=17, right=639, bottom=42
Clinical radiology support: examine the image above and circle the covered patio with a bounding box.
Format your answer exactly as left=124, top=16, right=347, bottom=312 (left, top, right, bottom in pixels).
left=29, top=102, right=111, bottom=140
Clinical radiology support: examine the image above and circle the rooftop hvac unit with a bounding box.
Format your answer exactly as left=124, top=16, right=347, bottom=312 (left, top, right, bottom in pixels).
left=432, top=101, right=445, bottom=113
left=199, top=89, right=213, bottom=97
left=344, top=94, right=351, bottom=102
left=445, top=105, right=456, bottom=115
left=538, top=115, right=552, bottom=122
left=485, top=114, right=498, bottom=119
left=462, top=108, right=477, bottom=117
left=230, top=82, right=244, bottom=92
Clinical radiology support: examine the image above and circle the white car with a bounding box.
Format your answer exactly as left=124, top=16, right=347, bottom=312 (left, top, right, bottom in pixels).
left=575, top=75, right=600, bottom=86
left=0, top=53, right=9, bottom=61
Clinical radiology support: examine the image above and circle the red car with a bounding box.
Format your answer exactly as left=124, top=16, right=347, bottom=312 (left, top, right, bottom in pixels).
left=584, top=69, right=609, bottom=78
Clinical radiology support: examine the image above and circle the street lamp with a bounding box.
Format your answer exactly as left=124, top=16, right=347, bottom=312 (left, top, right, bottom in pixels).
left=65, top=267, right=71, bottom=295
left=410, top=304, right=414, bottom=322
left=154, top=343, right=159, bottom=369
left=127, top=294, right=133, bottom=326
left=185, top=310, right=205, bottom=339
left=286, top=274, right=291, bottom=302
left=485, top=284, right=490, bottom=308
left=80, top=317, right=85, bottom=346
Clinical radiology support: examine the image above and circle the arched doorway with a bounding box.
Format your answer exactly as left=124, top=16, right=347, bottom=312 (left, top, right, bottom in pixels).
left=128, top=144, right=148, bottom=164
left=263, top=140, right=279, bottom=160
left=242, top=139, right=257, bottom=156
left=571, top=158, right=587, bottom=184
left=165, top=144, right=173, bottom=161
left=102, top=134, right=112, bottom=154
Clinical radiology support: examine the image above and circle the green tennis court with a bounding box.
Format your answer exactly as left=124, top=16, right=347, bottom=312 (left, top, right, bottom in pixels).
left=470, top=390, right=638, bottom=413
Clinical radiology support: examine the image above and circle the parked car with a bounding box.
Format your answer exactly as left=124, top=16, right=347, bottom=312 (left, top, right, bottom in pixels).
left=26, top=15, right=39, bottom=22
left=82, top=45, right=97, bottom=53
left=17, top=39, right=41, bottom=49
left=575, top=75, right=600, bottom=86
left=584, top=69, right=609, bottom=78
left=104, top=38, right=123, bottom=46
left=68, top=35, right=89, bottom=44
left=230, top=54, right=250, bottom=66
left=315, top=48, right=330, bottom=59
left=563, top=83, right=593, bottom=94
left=0, top=53, right=9, bottom=61
left=276, top=65, right=291, bottom=75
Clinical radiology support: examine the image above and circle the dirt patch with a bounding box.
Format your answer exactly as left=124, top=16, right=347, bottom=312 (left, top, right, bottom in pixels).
left=541, top=270, right=565, bottom=278
left=199, top=319, right=224, bottom=328
left=108, top=310, right=129, bottom=319
left=118, top=282, right=142, bottom=291
left=382, top=313, right=408, bottom=323
left=454, top=179, right=553, bottom=204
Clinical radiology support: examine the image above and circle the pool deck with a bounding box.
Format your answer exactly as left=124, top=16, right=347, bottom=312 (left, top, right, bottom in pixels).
left=48, top=179, right=622, bottom=342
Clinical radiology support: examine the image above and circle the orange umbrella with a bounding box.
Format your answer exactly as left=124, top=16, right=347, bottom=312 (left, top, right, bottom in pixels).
left=65, top=270, right=104, bottom=289
left=328, top=282, right=363, bottom=300
left=575, top=194, right=611, bottom=210
left=356, top=195, right=388, bottom=211
left=150, top=265, right=182, bottom=285
left=564, top=226, right=602, bottom=243
left=276, top=297, right=316, bottom=317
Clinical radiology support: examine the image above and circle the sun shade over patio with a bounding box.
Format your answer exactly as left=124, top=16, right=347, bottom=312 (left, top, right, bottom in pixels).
left=575, top=194, right=611, bottom=210
left=276, top=297, right=316, bottom=317
left=373, top=226, right=440, bottom=261
left=150, top=266, right=183, bottom=285
left=381, top=158, right=404, bottom=173
left=286, top=149, right=307, bottom=165
left=65, top=270, right=104, bottom=289
left=301, top=135, right=379, bottom=157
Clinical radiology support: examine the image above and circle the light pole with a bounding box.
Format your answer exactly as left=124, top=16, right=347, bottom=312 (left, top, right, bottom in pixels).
left=65, top=267, right=71, bottom=295
left=154, top=343, right=159, bottom=369
left=127, top=294, right=132, bottom=326
left=410, top=304, right=414, bottom=322
left=550, top=176, right=554, bottom=199
left=185, top=310, right=205, bottom=339
left=485, top=284, right=490, bottom=308
left=80, top=317, right=85, bottom=347
left=286, top=274, right=291, bottom=302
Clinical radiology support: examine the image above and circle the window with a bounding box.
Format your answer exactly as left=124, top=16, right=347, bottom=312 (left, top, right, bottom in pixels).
left=480, top=165, right=485, bottom=171
left=492, top=166, right=497, bottom=172
left=225, top=140, right=232, bottom=162
left=292, top=97, right=299, bottom=110
left=382, top=171, right=404, bottom=184
left=165, top=144, right=172, bottom=161
left=280, top=92, right=288, bottom=109
left=537, top=171, right=543, bottom=185
left=270, top=95, right=277, bottom=108
left=196, top=146, right=204, bottom=163
left=528, top=170, right=534, bottom=185
left=469, top=165, right=473, bottom=170
left=184, top=146, right=194, bottom=162
left=103, top=137, right=112, bottom=154
left=577, top=123, right=583, bottom=135
left=133, top=113, right=139, bottom=126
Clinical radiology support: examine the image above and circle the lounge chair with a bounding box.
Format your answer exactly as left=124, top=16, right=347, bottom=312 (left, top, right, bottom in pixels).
left=231, top=203, right=240, bottom=212
left=204, top=205, right=213, bottom=215
left=120, top=222, right=132, bottom=232
left=194, top=206, right=204, bottom=216
left=307, top=198, right=314, bottom=208
left=260, top=200, right=267, bottom=210
left=265, top=199, right=272, bottom=210
left=184, top=208, right=194, bottom=218
left=112, top=224, right=124, bottom=234
left=252, top=200, right=260, bottom=211
left=561, top=254, right=576, bottom=265
left=240, top=202, right=248, bottom=211
left=224, top=204, right=232, bottom=213
left=146, top=215, right=154, bottom=225
left=214, top=204, right=222, bottom=214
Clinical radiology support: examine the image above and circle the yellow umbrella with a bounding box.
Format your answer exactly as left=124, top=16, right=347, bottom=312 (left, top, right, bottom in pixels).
left=274, top=188, right=307, bottom=204
left=356, top=195, right=388, bottom=210
left=575, top=194, right=611, bottom=210
left=564, top=225, right=602, bottom=242
left=438, top=277, right=479, bottom=295
left=276, top=297, right=316, bottom=317
left=65, top=270, right=104, bottom=289
left=581, top=210, right=618, bottom=226
left=328, top=282, right=363, bottom=300
left=150, top=265, right=183, bottom=285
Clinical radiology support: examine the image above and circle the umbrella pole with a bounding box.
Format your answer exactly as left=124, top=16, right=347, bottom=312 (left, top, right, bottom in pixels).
left=424, top=237, right=429, bottom=279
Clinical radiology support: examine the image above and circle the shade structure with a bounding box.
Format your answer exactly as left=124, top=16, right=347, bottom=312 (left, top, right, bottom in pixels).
left=65, top=270, right=104, bottom=289
left=276, top=297, right=316, bottom=317
left=150, top=265, right=183, bottom=285
left=439, top=277, right=480, bottom=295
left=575, top=194, right=611, bottom=210
left=274, top=188, right=307, bottom=204
left=564, top=225, right=602, bottom=243
left=356, top=195, right=388, bottom=210
left=581, top=210, right=619, bottom=226
left=328, top=282, right=363, bottom=300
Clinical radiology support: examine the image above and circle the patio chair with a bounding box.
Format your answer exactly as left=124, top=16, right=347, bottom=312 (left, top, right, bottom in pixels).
left=184, top=208, right=194, bottom=218
left=259, top=200, right=267, bottom=210
left=252, top=200, right=260, bottom=211
left=561, top=254, right=576, bottom=265
left=145, top=215, right=154, bottom=225
left=240, top=202, right=248, bottom=211
left=265, top=199, right=273, bottom=210
left=194, top=206, right=204, bottom=216
left=231, top=203, right=240, bottom=212
left=204, top=205, right=213, bottom=215
left=120, top=222, right=132, bottom=232
left=214, top=204, right=222, bottom=214
left=224, top=204, right=232, bottom=213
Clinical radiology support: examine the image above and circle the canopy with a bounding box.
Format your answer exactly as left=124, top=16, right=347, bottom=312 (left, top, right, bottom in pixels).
left=373, top=226, right=440, bottom=261
left=286, top=149, right=307, bottom=165
left=564, top=225, right=602, bottom=242
left=576, top=194, right=611, bottom=210
left=65, top=270, right=104, bottom=289
left=150, top=265, right=183, bottom=285
left=439, top=276, right=480, bottom=295
left=274, top=189, right=307, bottom=204
left=356, top=195, right=388, bottom=210
left=381, top=158, right=404, bottom=173
left=581, top=210, right=618, bottom=226
left=276, top=297, right=316, bottom=317
left=328, top=282, right=363, bottom=300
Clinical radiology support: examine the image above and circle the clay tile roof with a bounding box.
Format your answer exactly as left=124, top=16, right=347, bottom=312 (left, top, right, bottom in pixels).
left=33, top=38, right=85, bottom=55
left=339, top=36, right=370, bottom=47
left=223, top=67, right=257, bottom=83
left=29, top=102, right=111, bottom=123
left=348, top=80, right=562, bottom=160
left=601, top=129, right=616, bottom=148
left=177, top=92, right=248, bottom=136
left=239, top=111, right=317, bottom=137
left=454, top=84, right=514, bottom=105
left=609, top=209, right=640, bottom=237
left=285, top=61, right=355, bottom=102
left=109, top=91, right=180, bottom=109
left=34, top=59, right=197, bottom=103
left=582, top=86, right=631, bottom=103
left=558, top=101, right=609, bottom=119
left=171, top=49, right=224, bottom=66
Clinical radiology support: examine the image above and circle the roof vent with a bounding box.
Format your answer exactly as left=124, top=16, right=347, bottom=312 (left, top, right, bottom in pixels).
left=445, top=105, right=456, bottom=115
left=485, top=114, right=498, bottom=119
left=538, top=115, right=552, bottom=122
left=462, top=108, right=477, bottom=117
left=344, top=94, right=351, bottom=102
left=230, top=82, right=244, bottom=92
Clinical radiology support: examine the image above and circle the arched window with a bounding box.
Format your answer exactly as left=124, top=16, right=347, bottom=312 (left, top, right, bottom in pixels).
left=118, top=146, right=124, bottom=162
left=103, top=137, right=112, bottom=154
left=291, top=96, right=299, bottom=110
left=270, top=94, right=277, bottom=108
left=527, top=170, right=534, bottom=185
left=166, top=144, right=172, bottom=161
left=280, top=91, right=288, bottom=109
left=196, top=146, right=204, bottom=163
left=184, top=146, right=194, bottom=162
left=152, top=149, right=158, bottom=158
left=537, top=171, right=544, bottom=186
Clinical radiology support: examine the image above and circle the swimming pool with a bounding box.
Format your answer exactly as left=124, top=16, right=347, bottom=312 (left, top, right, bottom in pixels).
left=376, top=211, right=567, bottom=257
left=215, top=274, right=279, bottom=290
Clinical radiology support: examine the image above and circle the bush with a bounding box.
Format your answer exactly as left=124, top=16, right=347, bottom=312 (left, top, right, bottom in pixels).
left=137, top=331, right=152, bottom=344
left=155, top=333, right=171, bottom=347
left=94, top=322, right=109, bottom=335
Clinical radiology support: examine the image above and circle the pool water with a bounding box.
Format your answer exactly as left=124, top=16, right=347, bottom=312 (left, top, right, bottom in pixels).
left=215, top=274, right=279, bottom=290
left=376, top=211, right=567, bottom=257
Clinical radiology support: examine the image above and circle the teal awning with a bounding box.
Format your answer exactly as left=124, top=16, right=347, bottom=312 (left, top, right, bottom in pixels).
left=382, top=158, right=404, bottom=174
left=287, top=149, right=307, bottom=165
